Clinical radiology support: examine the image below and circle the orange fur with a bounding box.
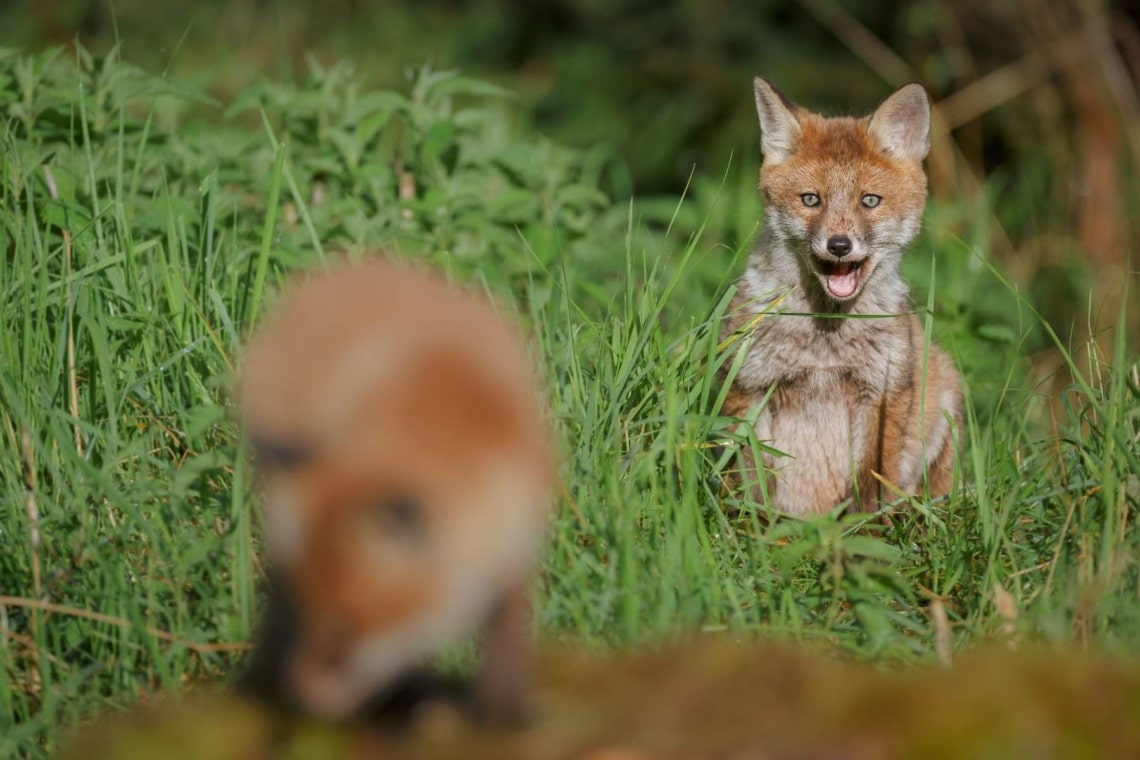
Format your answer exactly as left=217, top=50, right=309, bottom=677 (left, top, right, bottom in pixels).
left=239, top=257, right=555, bottom=722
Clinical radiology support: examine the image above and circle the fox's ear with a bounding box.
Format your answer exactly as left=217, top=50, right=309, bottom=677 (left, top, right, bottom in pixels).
left=868, top=83, right=930, bottom=161
left=753, top=77, right=801, bottom=165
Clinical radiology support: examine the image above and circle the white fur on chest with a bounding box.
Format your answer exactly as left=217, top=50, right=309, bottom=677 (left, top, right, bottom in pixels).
left=753, top=372, right=865, bottom=515
left=738, top=314, right=898, bottom=394
left=732, top=277, right=913, bottom=514
left=729, top=249, right=921, bottom=514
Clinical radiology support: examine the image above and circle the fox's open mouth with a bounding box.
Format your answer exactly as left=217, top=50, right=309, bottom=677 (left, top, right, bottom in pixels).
left=816, top=258, right=867, bottom=300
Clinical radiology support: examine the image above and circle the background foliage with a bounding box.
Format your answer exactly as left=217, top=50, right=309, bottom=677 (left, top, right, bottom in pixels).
left=4, top=0, right=1136, bottom=349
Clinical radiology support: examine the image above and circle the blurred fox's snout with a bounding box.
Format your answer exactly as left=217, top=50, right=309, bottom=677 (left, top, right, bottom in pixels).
left=238, top=256, right=556, bottom=722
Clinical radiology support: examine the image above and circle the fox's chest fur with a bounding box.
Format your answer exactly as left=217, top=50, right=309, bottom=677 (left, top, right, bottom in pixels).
left=735, top=284, right=906, bottom=393
left=725, top=259, right=919, bottom=515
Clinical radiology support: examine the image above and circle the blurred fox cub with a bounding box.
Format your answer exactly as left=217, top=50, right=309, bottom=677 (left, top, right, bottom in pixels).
left=720, top=78, right=963, bottom=517
left=236, top=258, right=556, bottom=726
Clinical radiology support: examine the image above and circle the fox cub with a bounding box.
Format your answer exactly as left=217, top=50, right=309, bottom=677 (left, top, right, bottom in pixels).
left=720, top=79, right=962, bottom=517
left=236, top=259, right=555, bottom=724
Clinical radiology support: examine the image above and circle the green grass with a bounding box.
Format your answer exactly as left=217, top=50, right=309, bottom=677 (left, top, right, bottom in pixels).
left=0, top=47, right=1137, bottom=757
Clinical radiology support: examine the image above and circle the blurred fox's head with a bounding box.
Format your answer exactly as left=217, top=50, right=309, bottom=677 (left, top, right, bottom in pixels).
left=239, top=259, right=554, bottom=720
left=753, top=78, right=931, bottom=304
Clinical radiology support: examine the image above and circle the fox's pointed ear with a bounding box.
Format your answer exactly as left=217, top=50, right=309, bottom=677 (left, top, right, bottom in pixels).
left=868, top=83, right=931, bottom=161
left=753, top=77, right=801, bottom=164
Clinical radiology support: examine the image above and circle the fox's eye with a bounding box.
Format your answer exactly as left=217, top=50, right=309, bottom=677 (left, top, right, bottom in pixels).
left=251, top=435, right=311, bottom=471
left=861, top=194, right=882, bottom=208
left=367, top=494, right=425, bottom=542
left=801, top=193, right=821, bottom=207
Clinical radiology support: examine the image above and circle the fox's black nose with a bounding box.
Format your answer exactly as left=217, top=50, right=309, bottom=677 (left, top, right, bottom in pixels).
left=827, top=236, right=852, bottom=257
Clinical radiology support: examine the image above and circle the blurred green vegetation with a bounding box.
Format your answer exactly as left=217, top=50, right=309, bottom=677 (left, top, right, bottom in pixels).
left=60, top=644, right=1140, bottom=759
left=0, top=2, right=1132, bottom=187
left=1, top=0, right=1135, bottom=351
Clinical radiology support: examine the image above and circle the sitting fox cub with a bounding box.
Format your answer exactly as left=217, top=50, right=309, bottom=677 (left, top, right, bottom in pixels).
left=720, top=79, right=962, bottom=516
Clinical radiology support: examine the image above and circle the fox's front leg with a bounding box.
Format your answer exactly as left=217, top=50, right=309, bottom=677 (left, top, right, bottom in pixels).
left=724, top=424, right=765, bottom=511
left=475, top=581, right=534, bottom=726
left=233, top=572, right=296, bottom=705
left=850, top=388, right=885, bottom=514
left=917, top=345, right=963, bottom=498
left=719, top=385, right=776, bottom=512
left=852, top=382, right=913, bottom=518
left=865, top=348, right=962, bottom=513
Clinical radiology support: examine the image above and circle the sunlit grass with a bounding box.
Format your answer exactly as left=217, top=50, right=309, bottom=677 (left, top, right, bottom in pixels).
left=0, top=47, right=1136, bottom=756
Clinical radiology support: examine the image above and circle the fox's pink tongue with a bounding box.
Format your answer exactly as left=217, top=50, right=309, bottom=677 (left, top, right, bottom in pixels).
left=825, top=265, right=859, bottom=299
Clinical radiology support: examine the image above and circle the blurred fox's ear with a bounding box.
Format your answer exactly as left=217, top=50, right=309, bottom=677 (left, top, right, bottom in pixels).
left=753, top=77, right=802, bottom=165
left=868, top=82, right=931, bottom=161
